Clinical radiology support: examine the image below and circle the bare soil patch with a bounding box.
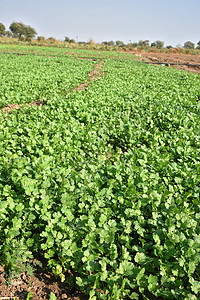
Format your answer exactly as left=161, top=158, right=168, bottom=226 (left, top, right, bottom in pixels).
left=133, top=51, right=200, bottom=74
left=1, top=100, right=44, bottom=114
left=0, top=263, right=87, bottom=300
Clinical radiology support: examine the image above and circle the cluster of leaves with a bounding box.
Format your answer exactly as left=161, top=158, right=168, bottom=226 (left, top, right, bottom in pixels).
left=0, top=52, right=93, bottom=108
left=0, top=48, right=200, bottom=299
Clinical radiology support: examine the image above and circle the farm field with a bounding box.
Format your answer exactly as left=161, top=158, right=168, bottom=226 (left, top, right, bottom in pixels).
left=0, top=44, right=200, bottom=299
left=134, top=51, right=200, bottom=75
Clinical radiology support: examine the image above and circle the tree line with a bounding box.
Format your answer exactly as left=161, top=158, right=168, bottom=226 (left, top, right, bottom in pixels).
left=65, top=37, right=200, bottom=50
left=0, top=22, right=37, bottom=41
left=99, top=39, right=200, bottom=50
left=0, top=21, right=200, bottom=49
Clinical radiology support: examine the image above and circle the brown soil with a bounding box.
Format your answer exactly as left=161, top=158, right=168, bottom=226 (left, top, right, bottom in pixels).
left=2, top=100, right=44, bottom=114
left=133, top=51, right=200, bottom=74
left=1, top=60, right=104, bottom=114
left=70, top=59, right=104, bottom=91
left=0, top=263, right=88, bottom=300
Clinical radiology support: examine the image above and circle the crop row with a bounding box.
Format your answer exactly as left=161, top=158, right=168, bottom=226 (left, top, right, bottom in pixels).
left=0, top=52, right=200, bottom=299
left=0, top=52, right=94, bottom=108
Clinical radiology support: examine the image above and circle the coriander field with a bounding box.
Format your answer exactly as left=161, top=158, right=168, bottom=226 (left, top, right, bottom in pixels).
left=0, top=45, right=200, bottom=299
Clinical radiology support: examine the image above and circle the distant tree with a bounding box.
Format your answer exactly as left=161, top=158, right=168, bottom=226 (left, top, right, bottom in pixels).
left=64, top=36, right=70, bottom=42
left=184, top=41, right=195, bottom=49
left=9, top=22, right=36, bottom=40
left=127, top=42, right=138, bottom=48
left=138, top=40, right=144, bottom=47
left=102, top=41, right=109, bottom=46
left=138, top=40, right=149, bottom=48
left=0, top=22, right=6, bottom=36
left=102, top=41, right=114, bottom=46
left=10, top=22, right=24, bottom=38
left=47, top=37, right=56, bottom=42
left=37, top=36, right=45, bottom=42
left=108, top=41, right=115, bottom=46
left=152, top=40, right=164, bottom=49
left=24, top=25, right=37, bottom=41
left=69, top=39, right=75, bottom=43
left=144, top=40, right=150, bottom=47
left=116, top=40, right=125, bottom=47
left=166, top=45, right=173, bottom=49
left=5, top=31, right=12, bottom=37
left=196, top=41, right=200, bottom=49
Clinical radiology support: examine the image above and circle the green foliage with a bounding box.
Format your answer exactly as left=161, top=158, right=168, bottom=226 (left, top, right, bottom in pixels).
left=64, top=36, right=70, bottom=42
left=128, top=42, right=138, bottom=48
left=115, top=40, right=125, bottom=47
left=0, top=52, right=93, bottom=107
left=65, top=36, right=75, bottom=43
left=138, top=40, right=150, bottom=48
left=0, top=45, right=200, bottom=299
left=5, top=30, right=12, bottom=37
left=49, top=292, right=57, bottom=300
left=9, top=22, right=37, bottom=40
left=46, top=37, right=56, bottom=43
left=24, top=25, right=37, bottom=41
left=0, top=22, right=6, bottom=36
left=27, top=292, right=33, bottom=300
left=151, top=40, right=164, bottom=48
left=184, top=41, right=195, bottom=49
left=0, top=237, right=34, bottom=278
left=37, top=36, right=45, bottom=42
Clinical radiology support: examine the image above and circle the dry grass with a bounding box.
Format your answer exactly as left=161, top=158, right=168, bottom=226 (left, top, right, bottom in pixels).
left=1, top=37, right=200, bottom=55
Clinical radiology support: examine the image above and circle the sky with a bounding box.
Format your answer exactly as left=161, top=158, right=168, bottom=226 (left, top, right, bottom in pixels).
left=0, top=0, right=200, bottom=47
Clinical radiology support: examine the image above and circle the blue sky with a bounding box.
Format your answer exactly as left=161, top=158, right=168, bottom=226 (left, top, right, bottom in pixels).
left=0, top=0, right=200, bottom=47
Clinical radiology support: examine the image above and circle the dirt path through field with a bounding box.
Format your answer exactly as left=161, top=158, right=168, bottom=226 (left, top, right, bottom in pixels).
left=1, top=59, right=104, bottom=114
left=1, top=100, right=44, bottom=114
left=69, top=59, right=104, bottom=92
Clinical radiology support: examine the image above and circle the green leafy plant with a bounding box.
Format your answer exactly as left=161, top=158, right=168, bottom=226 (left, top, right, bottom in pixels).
left=0, top=44, right=200, bottom=299
left=49, top=292, right=57, bottom=300
left=27, top=292, right=33, bottom=300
